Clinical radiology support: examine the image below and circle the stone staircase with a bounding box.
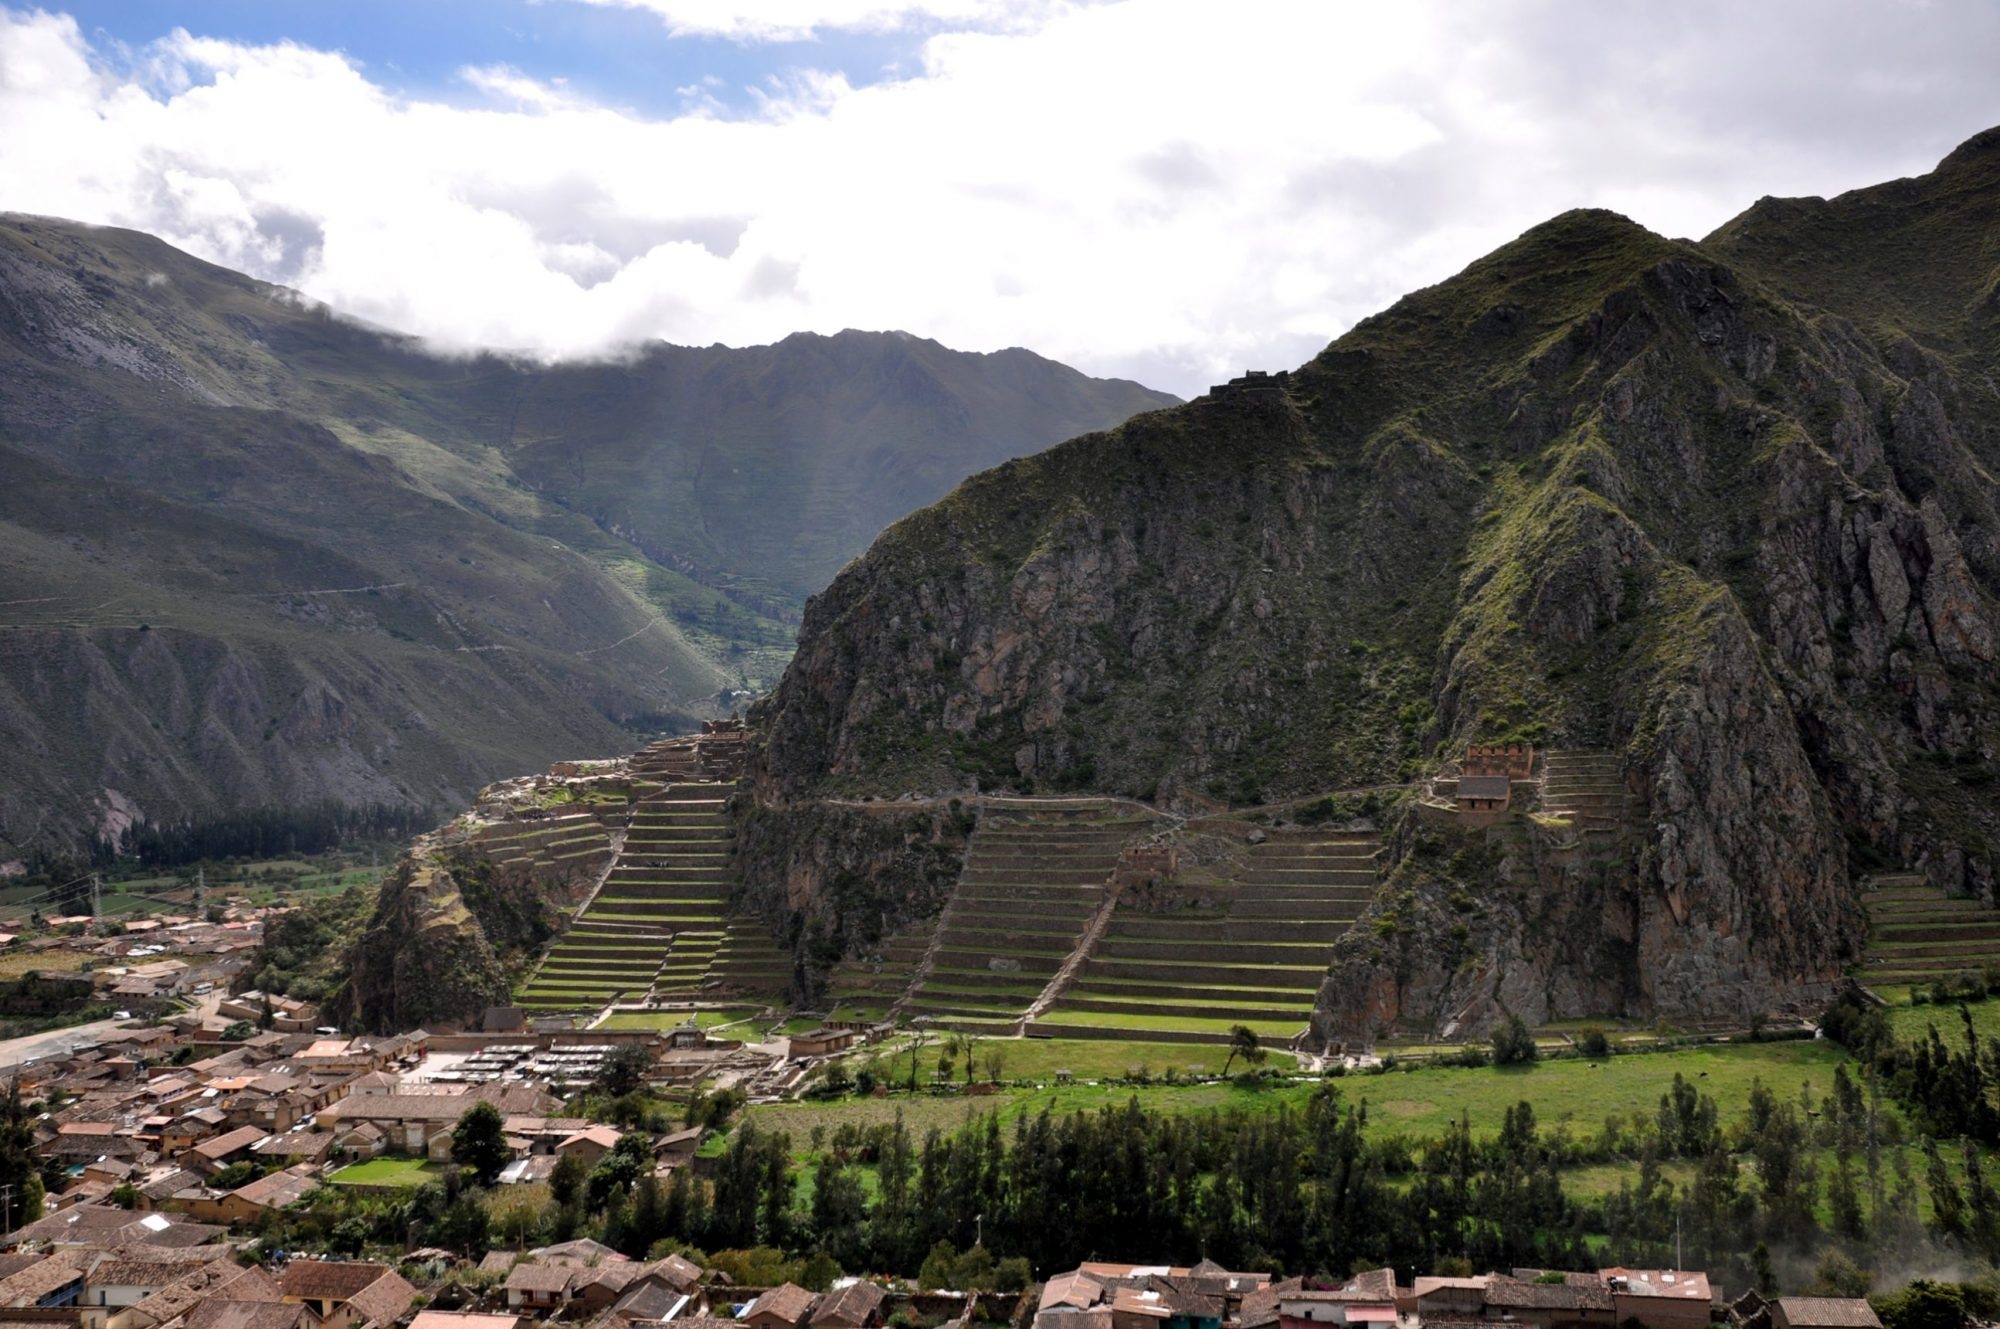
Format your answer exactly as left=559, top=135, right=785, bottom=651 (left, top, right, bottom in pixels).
left=1857, top=871, right=2000, bottom=989
left=898, top=803, right=1140, bottom=1034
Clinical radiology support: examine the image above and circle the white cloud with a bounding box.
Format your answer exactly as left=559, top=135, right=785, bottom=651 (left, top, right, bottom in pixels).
left=2, top=2, right=1998, bottom=396
left=566, top=0, right=1064, bottom=42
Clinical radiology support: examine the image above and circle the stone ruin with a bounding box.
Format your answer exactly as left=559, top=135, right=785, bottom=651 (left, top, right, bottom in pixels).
left=1463, top=742, right=1535, bottom=779
left=631, top=727, right=750, bottom=782
left=1112, top=844, right=1180, bottom=897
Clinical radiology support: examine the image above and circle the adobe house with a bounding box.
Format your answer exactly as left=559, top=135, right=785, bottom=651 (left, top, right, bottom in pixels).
left=554, top=1127, right=621, bottom=1167
left=787, top=1029, right=856, bottom=1058
left=1455, top=776, right=1512, bottom=825
left=809, top=1283, right=885, bottom=1329
left=78, top=1252, right=232, bottom=1329
left=1599, top=1270, right=1713, bottom=1329
left=744, top=1284, right=817, bottom=1329
left=277, top=1261, right=416, bottom=1329
left=1769, top=1300, right=1881, bottom=1329
left=503, top=1263, right=575, bottom=1317
left=1479, top=1275, right=1616, bottom=1329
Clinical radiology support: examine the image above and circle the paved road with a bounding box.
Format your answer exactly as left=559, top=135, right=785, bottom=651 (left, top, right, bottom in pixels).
left=0, top=1016, right=129, bottom=1071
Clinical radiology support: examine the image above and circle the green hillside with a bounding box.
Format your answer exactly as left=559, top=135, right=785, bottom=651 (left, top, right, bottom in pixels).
left=0, top=214, right=1173, bottom=858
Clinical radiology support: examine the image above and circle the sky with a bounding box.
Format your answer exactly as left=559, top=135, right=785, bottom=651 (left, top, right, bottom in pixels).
left=3, top=1, right=2000, bottom=398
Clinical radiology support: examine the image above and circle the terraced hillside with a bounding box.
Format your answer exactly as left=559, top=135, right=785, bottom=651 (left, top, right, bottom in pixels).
left=465, top=792, right=630, bottom=880
left=1538, top=751, right=1630, bottom=836
left=1032, top=828, right=1383, bottom=1045
left=899, top=803, right=1148, bottom=1034
left=516, top=780, right=790, bottom=1012
left=1857, top=872, right=2000, bottom=991
left=823, top=922, right=936, bottom=1024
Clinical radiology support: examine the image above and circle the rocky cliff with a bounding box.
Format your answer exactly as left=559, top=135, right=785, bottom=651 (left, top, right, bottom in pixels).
left=756, top=131, right=2000, bottom=1029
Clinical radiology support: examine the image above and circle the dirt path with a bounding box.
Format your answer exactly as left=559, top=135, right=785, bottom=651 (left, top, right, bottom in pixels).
left=0, top=1016, right=128, bottom=1070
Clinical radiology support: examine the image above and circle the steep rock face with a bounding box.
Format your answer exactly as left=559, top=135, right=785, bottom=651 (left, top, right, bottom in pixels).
left=759, top=136, right=2000, bottom=1028
left=733, top=798, right=973, bottom=1002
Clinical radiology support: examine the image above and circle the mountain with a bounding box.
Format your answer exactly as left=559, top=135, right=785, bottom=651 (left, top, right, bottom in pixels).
left=0, top=215, right=1175, bottom=859
left=754, top=129, right=2000, bottom=1029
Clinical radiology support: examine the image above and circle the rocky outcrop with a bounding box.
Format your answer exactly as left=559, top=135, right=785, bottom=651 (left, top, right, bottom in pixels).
left=732, top=798, right=974, bottom=1004
left=280, top=760, right=632, bottom=1032
left=758, top=134, right=2000, bottom=1031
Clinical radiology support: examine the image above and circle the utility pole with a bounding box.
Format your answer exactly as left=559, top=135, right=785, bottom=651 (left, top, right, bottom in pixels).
left=0, top=1182, right=12, bottom=1235
left=90, top=873, right=101, bottom=924
left=194, top=866, right=205, bottom=914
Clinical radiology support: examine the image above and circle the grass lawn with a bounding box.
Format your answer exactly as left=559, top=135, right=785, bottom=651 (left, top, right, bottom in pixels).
left=1346, top=1039, right=1851, bottom=1139
left=329, top=1157, right=447, bottom=1188
left=753, top=1037, right=1863, bottom=1161
left=597, top=1007, right=766, bottom=1032
left=975, top=1038, right=1292, bottom=1081
left=1886, top=997, right=2000, bottom=1044
left=1037, top=1011, right=1305, bottom=1038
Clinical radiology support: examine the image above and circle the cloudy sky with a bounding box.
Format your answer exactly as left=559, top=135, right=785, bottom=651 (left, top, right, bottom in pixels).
left=4, top=1, right=1999, bottom=397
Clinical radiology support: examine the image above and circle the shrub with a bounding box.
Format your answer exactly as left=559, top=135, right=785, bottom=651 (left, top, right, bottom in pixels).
left=1492, top=1014, right=1539, bottom=1066
left=1577, top=1026, right=1611, bottom=1058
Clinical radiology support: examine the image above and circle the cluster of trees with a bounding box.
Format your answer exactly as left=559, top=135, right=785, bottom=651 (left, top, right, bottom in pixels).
left=335, top=1073, right=1975, bottom=1294
left=1823, top=996, right=2000, bottom=1147
left=88, top=801, right=434, bottom=868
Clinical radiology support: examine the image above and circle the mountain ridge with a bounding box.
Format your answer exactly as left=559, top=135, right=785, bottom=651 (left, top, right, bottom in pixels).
left=750, top=129, right=2000, bottom=1033
left=0, top=213, right=1174, bottom=858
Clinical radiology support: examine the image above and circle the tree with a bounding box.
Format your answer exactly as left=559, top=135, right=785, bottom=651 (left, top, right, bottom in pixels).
left=451, top=1101, right=511, bottom=1185
left=1222, top=1025, right=1265, bottom=1077
left=549, top=1151, right=588, bottom=1209
left=1492, top=1014, right=1539, bottom=1066
left=1876, top=1281, right=1980, bottom=1329
left=0, top=1084, right=45, bottom=1230
left=799, top=1251, right=842, bottom=1292
left=1808, top=1250, right=1871, bottom=1299
left=598, top=1043, right=654, bottom=1098
left=918, top=1240, right=962, bottom=1290
left=587, top=1135, right=652, bottom=1213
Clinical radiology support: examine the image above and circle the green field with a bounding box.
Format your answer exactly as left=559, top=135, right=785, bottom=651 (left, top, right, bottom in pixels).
left=596, top=1007, right=766, bottom=1032
left=752, top=1037, right=1857, bottom=1157
left=328, top=1157, right=447, bottom=1188
left=1886, top=997, right=2000, bottom=1044
left=1345, top=1039, right=1848, bottom=1138
left=949, top=1037, right=1293, bottom=1082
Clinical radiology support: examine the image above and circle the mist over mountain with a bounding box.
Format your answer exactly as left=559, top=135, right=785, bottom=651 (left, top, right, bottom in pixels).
left=0, top=215, right=1173, bottom=860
